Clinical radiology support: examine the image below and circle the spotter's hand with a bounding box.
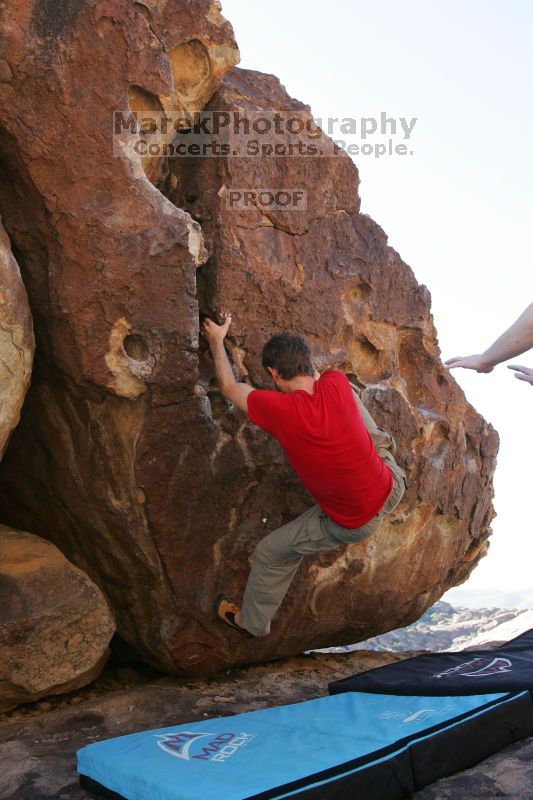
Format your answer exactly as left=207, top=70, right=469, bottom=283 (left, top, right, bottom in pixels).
left=201, top=312, right=232, bottom=344
left=507, top=364, right=533, bottom=385
left=444, top=354, right=493, bottom=373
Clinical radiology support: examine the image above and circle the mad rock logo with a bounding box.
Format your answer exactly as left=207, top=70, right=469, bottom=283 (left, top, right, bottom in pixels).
left=379, top=706, right=455, bottom=726
left=155, top=731, right=256, bottom=763
left=431, top=656, right=513, bottom=680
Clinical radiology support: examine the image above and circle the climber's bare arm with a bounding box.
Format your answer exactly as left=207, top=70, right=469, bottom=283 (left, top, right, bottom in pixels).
left=201, top=313, right=254, bottom=413
left=445, top=302, right=533, bottom=374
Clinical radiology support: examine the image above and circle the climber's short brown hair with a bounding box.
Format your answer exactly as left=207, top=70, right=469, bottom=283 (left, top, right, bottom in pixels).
left=261, top=332, right=314, bottom=380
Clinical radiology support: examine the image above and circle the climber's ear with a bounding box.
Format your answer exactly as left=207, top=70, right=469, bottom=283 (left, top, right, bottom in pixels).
left=267, top=367, right=281, bottom=386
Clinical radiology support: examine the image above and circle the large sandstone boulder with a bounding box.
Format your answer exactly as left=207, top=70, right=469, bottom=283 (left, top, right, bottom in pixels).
left=0, top=0, right=239, bottom=673
left=0, top=220, right=34, bottom=459
left=0, top=2, right=497, bottom=674
left=0, top=527, right=115, bottom=712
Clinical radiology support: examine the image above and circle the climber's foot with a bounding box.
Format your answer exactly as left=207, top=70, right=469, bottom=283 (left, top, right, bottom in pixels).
left=215, top=594, right=254, bottom=639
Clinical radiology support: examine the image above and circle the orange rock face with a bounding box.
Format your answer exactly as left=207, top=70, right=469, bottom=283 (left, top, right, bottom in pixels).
left=0, top=3, right=497, bottom=674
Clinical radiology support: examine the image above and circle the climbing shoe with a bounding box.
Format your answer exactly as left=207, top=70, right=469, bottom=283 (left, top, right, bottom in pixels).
left=215, top=594, right=254, bottom=639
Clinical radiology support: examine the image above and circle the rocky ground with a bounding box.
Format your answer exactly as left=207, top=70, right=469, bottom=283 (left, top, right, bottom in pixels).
left=416, top=739, right=533, bottom=800
left=1, top=647, right=532, bottom=800
left=0, top=655, right=163, bottom=726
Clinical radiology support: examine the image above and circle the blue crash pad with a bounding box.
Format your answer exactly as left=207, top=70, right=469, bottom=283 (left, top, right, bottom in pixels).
left=77, top=689, right=533, bottom=800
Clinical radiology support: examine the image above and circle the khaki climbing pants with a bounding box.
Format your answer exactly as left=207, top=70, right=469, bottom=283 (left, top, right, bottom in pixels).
left=239, top=386, right=408, bottom=637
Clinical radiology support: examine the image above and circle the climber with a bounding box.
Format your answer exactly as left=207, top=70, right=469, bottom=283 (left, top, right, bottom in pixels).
left=445, top=301, right=533, bottom=385
left=201, top=312, right=407, bottom=638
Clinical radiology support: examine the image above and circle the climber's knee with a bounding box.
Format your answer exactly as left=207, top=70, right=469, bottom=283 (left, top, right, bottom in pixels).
left=253, top=536, right=279, bottom=566
left=253, top=531, right=295, bottom=567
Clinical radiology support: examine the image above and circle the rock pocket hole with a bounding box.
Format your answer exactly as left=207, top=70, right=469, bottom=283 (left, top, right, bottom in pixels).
left=123, top=334, right=149, bottom=361
left=168, top=40, right=211, bottom=100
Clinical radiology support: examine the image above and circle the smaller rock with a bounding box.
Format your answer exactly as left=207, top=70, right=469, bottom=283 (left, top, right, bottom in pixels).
left=0, top=526, right=115, bottom=712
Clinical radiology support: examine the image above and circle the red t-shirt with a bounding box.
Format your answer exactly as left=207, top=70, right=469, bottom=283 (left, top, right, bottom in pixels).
left=247, top=370, right=393, bottom=528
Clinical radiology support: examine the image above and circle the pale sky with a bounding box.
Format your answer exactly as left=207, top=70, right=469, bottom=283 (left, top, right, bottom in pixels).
left=222, top=0, right=533, bottom=594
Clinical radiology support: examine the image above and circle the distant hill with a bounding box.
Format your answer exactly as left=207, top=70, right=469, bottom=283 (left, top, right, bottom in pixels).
left=312, top=599, right=533, bottom=654
left=460, top=609, right=533, bottom=650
